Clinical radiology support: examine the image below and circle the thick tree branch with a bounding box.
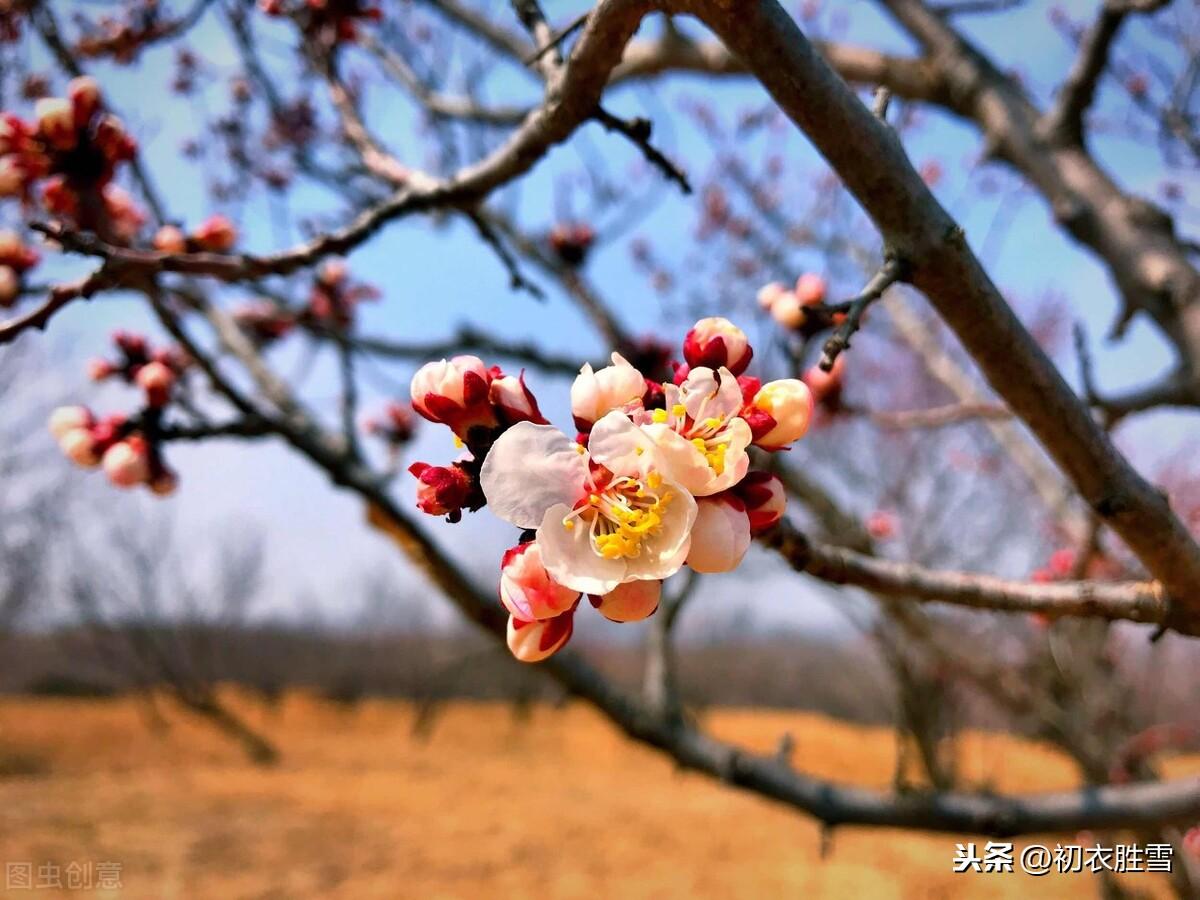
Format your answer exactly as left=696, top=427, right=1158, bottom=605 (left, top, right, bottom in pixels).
left=671, top=0, right=1200, bottom=628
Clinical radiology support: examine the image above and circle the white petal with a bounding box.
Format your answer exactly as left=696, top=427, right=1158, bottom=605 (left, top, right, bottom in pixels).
left=643, top=425, right=715, bottom=495
left=624, top=483, right=697, bottom=581
left=536, top=503, right=626, bottom=594
left=686, top=498, right=751, bottom=574
left=480, top=423, right=588, bottom=528
left=587, top=411, right=657, bottom=477
left=701, top=417, right=753, bottom=496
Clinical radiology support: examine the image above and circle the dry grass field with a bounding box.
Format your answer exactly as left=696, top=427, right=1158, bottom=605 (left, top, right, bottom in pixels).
left=0, top=692, right=1194, bottom=899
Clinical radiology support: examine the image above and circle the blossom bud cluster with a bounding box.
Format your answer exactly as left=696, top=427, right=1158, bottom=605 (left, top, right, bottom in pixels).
left=259, top=0, right=382, bottom=44
left=153, top=214, right=238, bottom=254
left=86, top=330, right=188, bottom=409
left=303, top=259, right=379, bottom=329
left=0, top=77, right=142, bottom=241
left=232, top=300, right=296, bottom=345
left=364, top=402, right=416, bottom=449
left=406, top=357, right=549, bottom=523
left=410, top=318, right=807, bottom=662
left=48, top=406, right=178, bottom=495
left=0, top=228, right=39, bottom=308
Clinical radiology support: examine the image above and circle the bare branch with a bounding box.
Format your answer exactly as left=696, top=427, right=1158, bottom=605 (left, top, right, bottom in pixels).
left=1042, top=0, right=1170, bottom=146
left=819, top=256, right=907, bottom=370
left=762, top=520, right=1168, bottom=627
left=592, top=106, right=693, bottom=194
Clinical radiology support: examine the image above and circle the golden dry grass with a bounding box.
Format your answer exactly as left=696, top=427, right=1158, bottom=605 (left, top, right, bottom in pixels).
left=0, top=692, right=1192, bottom=899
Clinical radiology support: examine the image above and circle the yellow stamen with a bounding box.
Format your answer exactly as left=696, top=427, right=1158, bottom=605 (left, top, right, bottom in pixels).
left=453, top=435, right=464, bottom=449
left=651, top=409, right=668, bottom=424
left=672, top=404, right=687, bottom=418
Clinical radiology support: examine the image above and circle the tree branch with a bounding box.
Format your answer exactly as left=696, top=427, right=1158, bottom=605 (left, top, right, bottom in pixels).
left=762, top=520, right=1167, bottom=627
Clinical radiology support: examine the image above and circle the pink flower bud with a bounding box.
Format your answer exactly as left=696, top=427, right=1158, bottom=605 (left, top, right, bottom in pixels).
left=59, top=428, right=101, bottom=468
left=92, top=114, right=136, bottom=163
left=683, top=316, right=753, bottom=375
left=686, top=495, right=752, bottom=574
left=499, top=542, right=580, bottom=621
left=409, top=461, right=473, bottom=520
left=67, top=76, right=102, bottom=128
left=768, top=291, right=806, bottom=330
left=804, top=356, right=845, bottom=406
left=135, top=360, right=177, bottom=407
left=35, top=97, right=76, bottom=150
left=102, top=186, right=145, bottom=242
left=191, top=214, right=237, bottom=252
left=1048, top=548, right=1076, bottom=578
left=410, top=356, right=497, bottom=438
left=866, top=510, right=897, bottom=540
left=794, top=273, right=826, bottom=306
left=0, top=265, right=16, bottom=308
left=318, top=258, right=348, bottom=287
left=751, top=379, right=813, bottom=450
left=48, top=405, right=94, bottom=440
left=0, top=229, right=37, bottom=271
left=0, top=156, right=25, bottom=197
left=588, top=579, right=661, bottom=623
left=0, top=115, right=31, bottom=157
left=733, top=472, right=787, bottom=533
left=507, top=610, right=574, bottom=663
left=153, top=225, right=187, bottom=254
left=102, top=437, right=151, bottom=488
left=489, top=372, right=547, bottom=427
left=757, top=281, right=787, bottom=310
left=1184, top=826, right=1200, bottom=859
left=40, top=175, right=76, bottom=215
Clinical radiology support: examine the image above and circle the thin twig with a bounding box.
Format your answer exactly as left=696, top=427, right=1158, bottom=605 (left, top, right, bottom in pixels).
left=819, top=256, right=907, bottom=370
left=592, top=106, right=692, bottom=194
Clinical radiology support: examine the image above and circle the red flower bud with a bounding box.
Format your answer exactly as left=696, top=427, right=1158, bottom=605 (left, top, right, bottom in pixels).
left=67, top=76, right=102, bottom=129
left=35, top=97, right=76, bottom=150
left=682, top=316, right=753, bottom=375
left=153, top=225, right=188, bottom=254
left=500, top=542, right=580, bottom=621
left=733, top=472, right=787, bottom=533
left=136, top=360, right=177, bottom=407
left=410, top=356, right=497, bottom=438
left=409, top=461, right=472, bottom=521
left=191, top=214, right=237, bottom=252
left=0, top=265, right=16, bottom=308
left=102, top=437, right=151, bottom=488
left=489, top=372, right=547, bottom=427
left=507, top=609, right=574, bottom=663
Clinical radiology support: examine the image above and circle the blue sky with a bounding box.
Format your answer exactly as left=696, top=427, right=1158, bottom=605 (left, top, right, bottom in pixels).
left=7, top=0, right=1199, bottom=638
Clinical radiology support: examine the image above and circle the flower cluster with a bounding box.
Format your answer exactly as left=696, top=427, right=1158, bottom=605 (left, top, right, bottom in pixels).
left=758, top=273, right=834, bottom=332
left=153, top=214, right=238, bottom=254
left=232, top=300, right=295, bottom=346
left=259, top=0, right=381, bottom=45
left=48, top=406, right=179, bottom=495
left=364, top=402, right=416, bottom=451
left=86, top=330, right=189, bottom=408
left=0, top=228, right=39, bottom=308
left=409, top=318, right=806, bottom=662
left=50, top=331, right=189, bottom=495
left=301, top=259, right=378, bottom=329
left=0, top=77, right=141, bottom=241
